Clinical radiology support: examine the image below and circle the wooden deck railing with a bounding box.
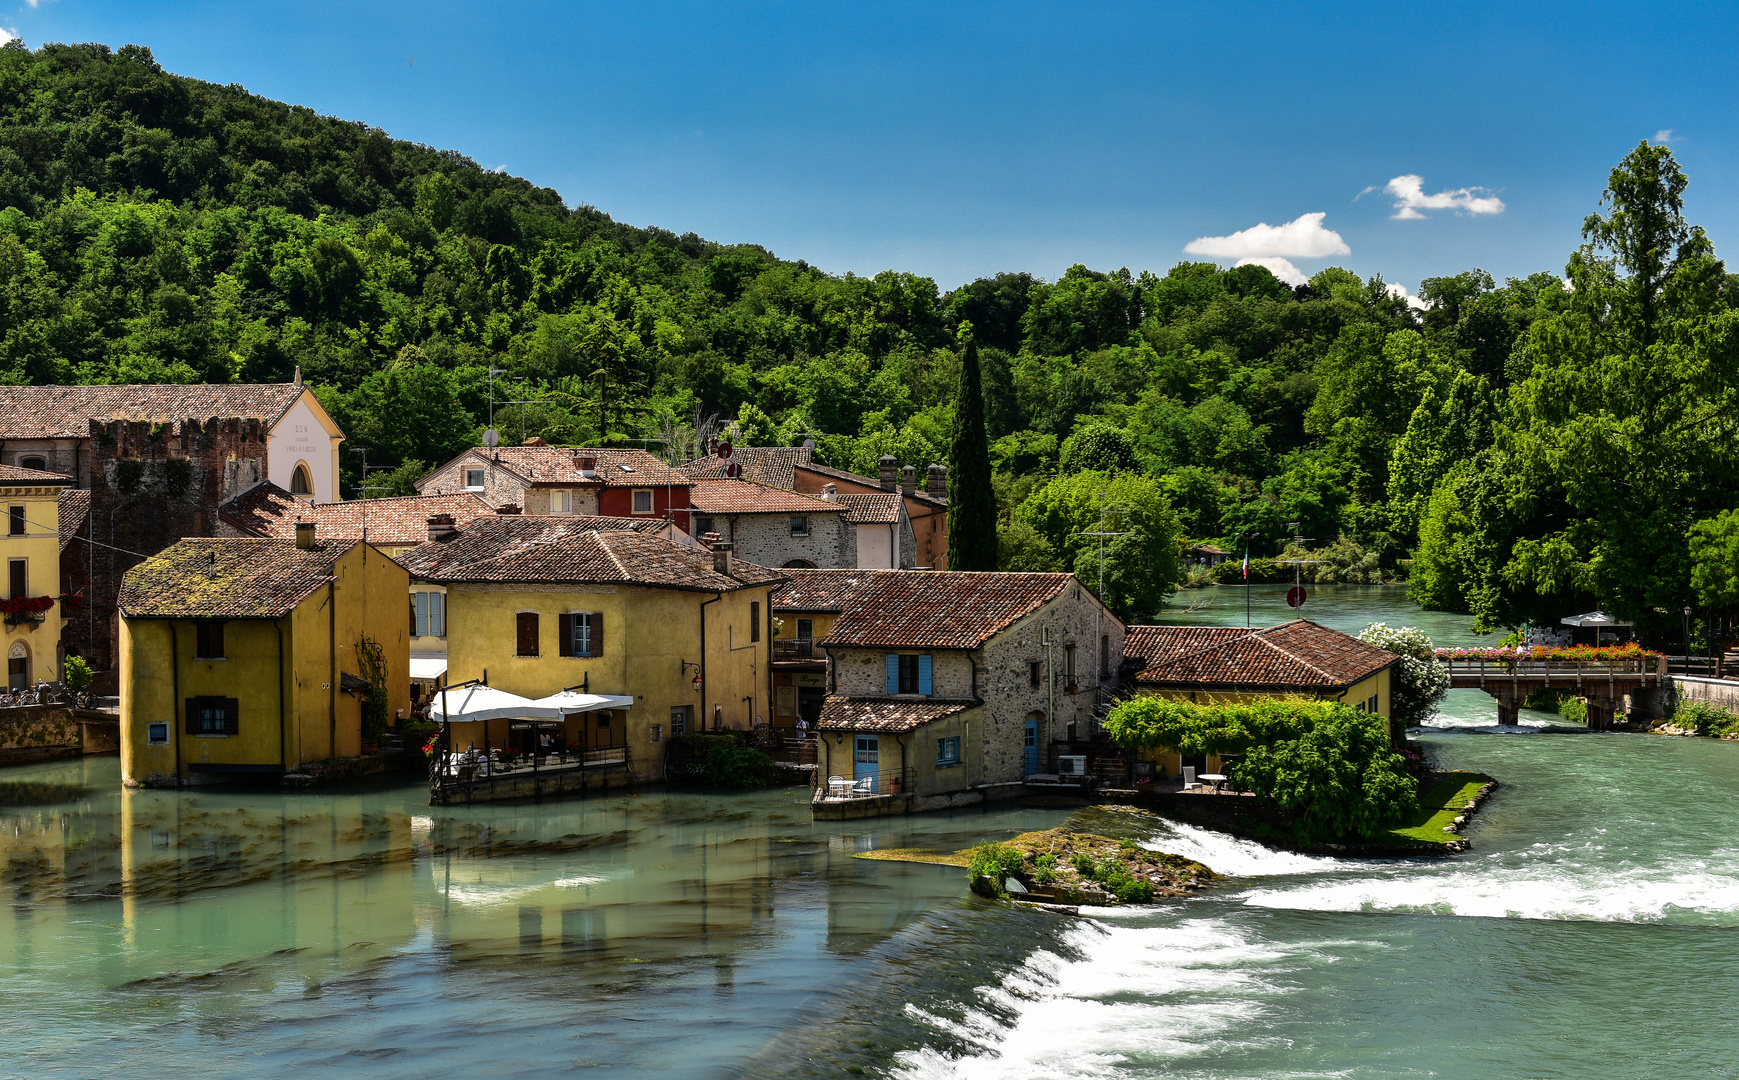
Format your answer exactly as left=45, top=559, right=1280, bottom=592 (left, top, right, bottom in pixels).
left=1440, top=656, right=1660, bottom=678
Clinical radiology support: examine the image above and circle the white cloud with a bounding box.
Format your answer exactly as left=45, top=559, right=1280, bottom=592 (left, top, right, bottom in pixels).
left=1385, top=282, right=1429, bottom=311
left=1184, top=211, right=1350, bottom=260
left=1383, top=175, right=1504, bottom=219
left=0, top=28, right=15, bottom=45
left=1235, top=256, right=1306, bottom=287
left=1653, top=129, right=1676, bottom=143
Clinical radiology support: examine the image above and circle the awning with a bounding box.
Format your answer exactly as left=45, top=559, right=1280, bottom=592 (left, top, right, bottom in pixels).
left=428, top=685, right=557, bottom=723
left=409, top=656, right=448, bottom=680
left=527, top=690, right=635, bottom=714
left=1561, top=610, right=1633, bottom=628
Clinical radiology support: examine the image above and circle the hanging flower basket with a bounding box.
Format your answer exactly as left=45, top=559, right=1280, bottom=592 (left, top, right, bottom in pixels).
left=0, top=596, right=54, bottom=624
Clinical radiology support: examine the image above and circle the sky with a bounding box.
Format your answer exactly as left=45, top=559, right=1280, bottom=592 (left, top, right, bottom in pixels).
left=5, top=1, right=1738, bottom=296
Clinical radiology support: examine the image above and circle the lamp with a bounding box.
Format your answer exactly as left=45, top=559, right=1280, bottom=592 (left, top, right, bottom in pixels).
left=681, top=660, right=702, bottom=692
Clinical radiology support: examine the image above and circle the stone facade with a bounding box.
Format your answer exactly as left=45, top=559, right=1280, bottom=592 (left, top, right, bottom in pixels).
left=692, top=509, right=855, bottom=569
left=62, top=418, right=269, bottom=691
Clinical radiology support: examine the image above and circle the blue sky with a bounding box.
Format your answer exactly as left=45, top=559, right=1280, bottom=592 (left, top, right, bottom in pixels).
left=7, top=1, right=1738, bottom=296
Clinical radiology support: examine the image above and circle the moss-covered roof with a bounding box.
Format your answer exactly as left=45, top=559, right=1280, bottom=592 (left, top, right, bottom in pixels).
left=119, top=538, right=354, bottom=619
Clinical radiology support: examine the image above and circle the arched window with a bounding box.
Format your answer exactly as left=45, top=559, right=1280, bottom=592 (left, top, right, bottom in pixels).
left=782, top=559, right=817, bottom=569
left=7, top=641, right=28, bottom=691
left=19, top=456, right=46, bottom=472
left=290, top=463, right=313, bottom=496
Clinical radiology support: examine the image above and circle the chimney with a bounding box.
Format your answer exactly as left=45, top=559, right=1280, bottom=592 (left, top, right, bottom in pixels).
left=927, top=464, right=947, bottom=498
left=295, top=520, right=317, bottom=550
left=712, top=539, right=734, bottom=577
left=574, top=454, right=597, bottom=479
left=496, top=504, right=522, bottom=515
left=427, top=514, right=458, bottom=543
left=878, top=455, right=897, bottom=491
left=900, top=464, right=916, bottom=497
left=820, top=483, right=837, bottom=502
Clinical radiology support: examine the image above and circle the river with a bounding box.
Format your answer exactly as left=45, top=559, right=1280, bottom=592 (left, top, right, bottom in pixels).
left=5, top=585, right=1737, bottom=1078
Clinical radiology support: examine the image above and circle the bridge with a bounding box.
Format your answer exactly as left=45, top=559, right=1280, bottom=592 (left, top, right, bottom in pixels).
left=1444, top=654, right=1667, bottom=729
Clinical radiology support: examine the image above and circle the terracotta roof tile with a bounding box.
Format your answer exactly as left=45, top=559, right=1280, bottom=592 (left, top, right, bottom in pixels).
left=773, top=568, right=892, bottom=611
left=442, top=447, right=691, bottom=488
left=820, top=572, right=1075, bottom=649
left=119, top=538, right=356, bottom=619
left=799, top=459, right=948, bottom=507
left=0, top=383, right=309, bottom=438
left=679, top=447, right=811, bottom=489
left=219, top=483, right=498, bottom=545
left=0, top=464, right=74, bottom=483
left=396, top=516, right=782, bottom=592
left=1125, top=620, right=1396, bottom=688
left=833, top=492, right=902, bottom=524
left=816, top=696, right=977, bottom=732
left=58, top=488, right=90, bottom=552
left=689, top=479, right=844, bottom=514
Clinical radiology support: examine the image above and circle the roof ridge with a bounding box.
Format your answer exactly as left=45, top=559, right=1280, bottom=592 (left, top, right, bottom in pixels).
left=1249, top=635, right=1338, bottom=683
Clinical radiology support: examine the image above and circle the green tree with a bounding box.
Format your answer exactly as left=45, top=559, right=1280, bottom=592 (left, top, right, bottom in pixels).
left=947, top=323, right=998, bottom=570
left=1015, top=469, right=1182, bottom=616
left=1355, top=623, right=1450, bottom=728
left=1059, top=421, right=1137, bottom=475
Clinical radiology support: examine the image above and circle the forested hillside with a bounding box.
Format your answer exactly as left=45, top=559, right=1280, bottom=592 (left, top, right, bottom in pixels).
left=0, top=41, right=1734, bottom=636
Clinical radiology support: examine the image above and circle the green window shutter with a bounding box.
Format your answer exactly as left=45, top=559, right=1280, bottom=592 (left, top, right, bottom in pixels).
left=558, top=613, right=573, bottom=657
left=185, top=697, right=197, bottom=735
left=588, top=612, right=603, bottom=658
left=224, top=698, right=240, bottom=736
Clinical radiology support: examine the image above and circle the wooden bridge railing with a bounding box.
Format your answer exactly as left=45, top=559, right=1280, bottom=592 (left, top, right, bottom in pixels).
left=1440, top=656, right=1661, bottom=680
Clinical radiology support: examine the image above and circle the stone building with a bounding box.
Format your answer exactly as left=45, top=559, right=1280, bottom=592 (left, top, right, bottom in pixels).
left=0, top=379, right=343, bottom=501
left=417, top=445, right=693, bottom=527
left=828, top=490, right=916, bottom=569
left=681, top=446, right=949, bottom=569
left=811, top=571, right=1124, bottom=818
left=687, top=479, right=854, bottom=568
left=61, top=417, right=276, bottom=691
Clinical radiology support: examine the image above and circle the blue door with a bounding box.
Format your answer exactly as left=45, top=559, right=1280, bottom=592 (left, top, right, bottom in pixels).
left=1024, top=719, right=1039, bottom=775
left=854, top=735, right=879, bottom=791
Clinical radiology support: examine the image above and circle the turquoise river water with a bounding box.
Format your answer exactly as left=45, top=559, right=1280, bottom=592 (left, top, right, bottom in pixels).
left=5, top=585, right=1739, bottom=1078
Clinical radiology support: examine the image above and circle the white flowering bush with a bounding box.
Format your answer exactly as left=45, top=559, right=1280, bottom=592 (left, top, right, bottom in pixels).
left=1358, top=623, right=1451, bottom=726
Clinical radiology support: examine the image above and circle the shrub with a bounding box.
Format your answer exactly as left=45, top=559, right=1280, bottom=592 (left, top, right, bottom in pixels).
left=62, top=655, right=93, bottom=692
left=1675, top=700, right=1739, bottom=737
left=967, top=842, right=1027, bottom=896
left=1072, top=852, right=1098, bottom=878
left=1033, top=853, right=1060, bottom=885
left=705, top=740, right=775, bottom=787
left=1359, top=623, right=1450, bottom=726
left=1110, top=874, right=1156, bottom=903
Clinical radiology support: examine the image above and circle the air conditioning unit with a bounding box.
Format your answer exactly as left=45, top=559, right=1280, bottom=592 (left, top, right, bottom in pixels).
left=1057, top=755, right=1087, bottom=777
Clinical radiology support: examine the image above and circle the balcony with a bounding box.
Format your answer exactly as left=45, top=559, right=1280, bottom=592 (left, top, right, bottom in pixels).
left=772, top=638, right=821, bottom=662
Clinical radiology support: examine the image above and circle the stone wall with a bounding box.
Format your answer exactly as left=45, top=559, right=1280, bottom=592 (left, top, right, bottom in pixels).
left=0, top=705, right=116, bottom=764
left=63, top=417, right=269, bottom=690
left=1668, top=676, right=1739, bottom=715
left=698, top=511, right=855, bottom=569
left=418, top=454, right=531, bottom=509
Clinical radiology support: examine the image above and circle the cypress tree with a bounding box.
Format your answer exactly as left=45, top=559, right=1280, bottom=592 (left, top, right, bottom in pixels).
left=947, top=322, right=999, bottom=570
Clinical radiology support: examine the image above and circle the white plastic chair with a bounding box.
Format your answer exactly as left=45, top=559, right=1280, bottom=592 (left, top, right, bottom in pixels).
left=1182, top=766, right=1197, bottom=791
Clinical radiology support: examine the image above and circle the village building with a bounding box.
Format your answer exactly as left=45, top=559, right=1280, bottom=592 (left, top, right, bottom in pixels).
left=768, top=568, right=868, bottom=733
left=116, top=531, right=411, bottom=787
left=810, top=571, right=1123, bottom=818
left=0, top=465, right=76, bottom=689
left=0, top=378, right=343, bottom=500
left=688, top=479, right=854, bottom=568
left=682, top=446, right=949, bottom=569
left=1120, top=620, right=1397, bottom=781
left=395, top=518, right=781, bottom=787
left=418, top=445, right=694, bottom=527
left=829, top=490, right=916, bottom=569
left=218, top=484, right=500, bottom=555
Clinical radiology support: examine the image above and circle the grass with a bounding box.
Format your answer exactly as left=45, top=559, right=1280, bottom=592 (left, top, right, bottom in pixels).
left=1371, top=771, right=1493, bottom=846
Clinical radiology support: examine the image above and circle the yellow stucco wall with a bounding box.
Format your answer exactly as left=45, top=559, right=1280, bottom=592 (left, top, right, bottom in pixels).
left=1132, top=667, right=1392, bottom=777
left=441, top=581, right=774, bottom=782
left=120, top=542, right=411, bottom=785
left=1, top=481, right=64, bottom=687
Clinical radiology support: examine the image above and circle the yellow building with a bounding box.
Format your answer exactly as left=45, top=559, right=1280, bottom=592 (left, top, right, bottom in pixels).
left=396, top=517, right=780, bottom=785
left=1121, top=619, right=1396, bottom=779
left=0, top=464, right=75, bottom=690
left=769, top=568, right=863, bottom=732
left=117, top=527, right=411, bottom=786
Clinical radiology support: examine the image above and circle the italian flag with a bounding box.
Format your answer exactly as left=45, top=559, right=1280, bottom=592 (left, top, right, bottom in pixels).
left=1242, top=545, right=1249, bottom=581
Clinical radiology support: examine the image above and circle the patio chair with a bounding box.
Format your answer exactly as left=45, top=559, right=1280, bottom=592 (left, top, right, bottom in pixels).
left=1182, top=766, right=1197, bottom=792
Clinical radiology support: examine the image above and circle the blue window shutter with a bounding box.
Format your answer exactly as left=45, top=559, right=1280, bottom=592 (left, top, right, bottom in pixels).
left=918, top=654, right=932, bottom=695
left=886, top=654, right=899, bottom=694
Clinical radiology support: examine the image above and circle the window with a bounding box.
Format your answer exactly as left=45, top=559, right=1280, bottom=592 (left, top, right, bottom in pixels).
left=290, top=463, right=313, bottom=496
left=694, top=515, right=714, bottom=536
left=185, top=695, right=239, bottom=736
left=516, top=611, right=540, bottom=657
left=631, top=489, right=654, bottom=514
left=1064, top=643, right=1076, bottom=689
left=19, top=456, right=45, bottom=471
left=464, top=468, right=487, bottom=490
left=789, top=515, right=809, bottom=537
left=147, top=722, right=169, bottom=745
left=412, top=592, right=445, bottom=638
left=7, top=506, right=21, bottom=536
left=194, top=621, right=225, bottom=659
left=937, top=736, right=960, bottom=765
left=783, top=559, right=817, bottom=569
left=887, top=653, right=932, bottom=695
left=551, top=490, right=572, bottom=514
left=8, top=559, right=24, bottom=599
left=750, top=601, right=760, bottom=642
left=670, top=705, right=691, bottom=737
left=796, top=618, right=814, bottom=641
left=559, top=612, right=603, bottom=658
left=1029, top=661, right=1042, bottom=689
